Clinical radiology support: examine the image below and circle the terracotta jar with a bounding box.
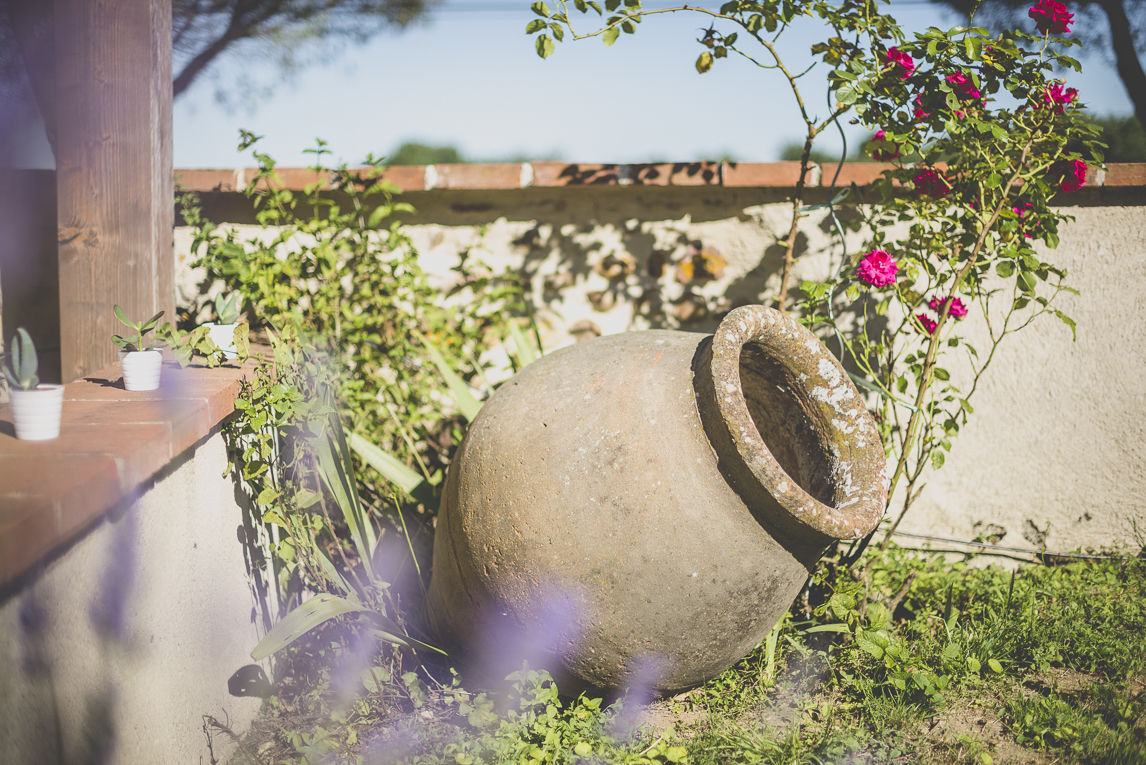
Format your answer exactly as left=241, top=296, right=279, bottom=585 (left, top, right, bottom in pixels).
left=427, top=305, right=887, bottom=695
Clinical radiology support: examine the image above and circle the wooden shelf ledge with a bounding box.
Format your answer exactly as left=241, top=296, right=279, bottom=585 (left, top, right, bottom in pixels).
left=0, top=354, right=258, bottom=588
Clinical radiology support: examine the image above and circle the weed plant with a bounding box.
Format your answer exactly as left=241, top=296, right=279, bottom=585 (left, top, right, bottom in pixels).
left=227, top=546, right=1146, bottom=765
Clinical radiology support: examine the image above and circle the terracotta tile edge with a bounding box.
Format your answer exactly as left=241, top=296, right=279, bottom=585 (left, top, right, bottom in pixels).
left=174, top=161, right=1146, bottom=193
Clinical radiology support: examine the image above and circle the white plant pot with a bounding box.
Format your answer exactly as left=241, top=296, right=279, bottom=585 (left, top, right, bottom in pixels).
left=203, top=322, right=239, bottom=358
left=119, top=350, right=163, bottom=391
left=9, top=384, right=65, bottom=440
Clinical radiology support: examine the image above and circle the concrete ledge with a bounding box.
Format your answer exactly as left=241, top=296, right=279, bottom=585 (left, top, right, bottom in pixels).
left=0, top=354, right=257, bottom=587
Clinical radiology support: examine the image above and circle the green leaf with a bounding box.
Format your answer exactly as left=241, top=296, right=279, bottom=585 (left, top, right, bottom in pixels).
left=835, top=83, right=858, bottom=105
left=507, top=321, right=539, bottom=368
left=361, top=666, right=392, bottom=693
left=933, top=367, right=950, bottom=381
left=605, top=0, right=620, bottom=9
left=525, top=18, right=546, bottom=33
left=855, top=631, right=886, bottom=658
left=315, top=418, right=378, bottom=581
left=1055, top=310, right=1077, bottom=341
left=996, top=261, right=1014, bottom=278
left=931, top=450, right=945, bottom=470
left=621, top=20, right=635, bottom=33
left=603, top=26, right=619, bottom=45
left=967, top=656, right=981, bottom=673
left=531, top=1, right=551, bottom=16
left=251, top=594, right=368, bottom=660
left=419, top=337, right=482, bottom=423
left=695, top=50, right=713, bottom=73
left=805, top=623, right=851, bottom=634
left=113, top=304, right=131, bottom=327
left=535, top=34, right=555, bottom=58
left=587, top=0, right=602, bottom=13
left=295, top=488, right=322, bottom=508
left=256, top=486, right=280, bottom=506
left=965, top=37, right=982, bottom=60
left=988, top=658, right=1004, bottom=674
left=349, top=431, right=436, bottom=507
left=549, top=22, right=564, bottom=41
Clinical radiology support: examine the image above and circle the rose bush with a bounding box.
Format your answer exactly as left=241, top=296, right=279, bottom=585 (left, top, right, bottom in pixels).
left=527, top=0, right=1103, bottom=559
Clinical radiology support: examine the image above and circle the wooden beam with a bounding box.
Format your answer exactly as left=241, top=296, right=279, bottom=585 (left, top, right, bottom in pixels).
left=55, top=0, right=174, bottom=383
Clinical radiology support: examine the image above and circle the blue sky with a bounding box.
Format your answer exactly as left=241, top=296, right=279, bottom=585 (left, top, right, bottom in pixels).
left=172, top=1, right=1141, bottom=167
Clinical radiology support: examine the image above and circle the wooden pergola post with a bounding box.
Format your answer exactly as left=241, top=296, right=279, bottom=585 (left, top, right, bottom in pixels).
left=55, top=0, right=174, bottom=382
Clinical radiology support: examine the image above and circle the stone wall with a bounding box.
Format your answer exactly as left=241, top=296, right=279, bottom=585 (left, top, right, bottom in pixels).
left=175, top=163, right=1146, bottom=556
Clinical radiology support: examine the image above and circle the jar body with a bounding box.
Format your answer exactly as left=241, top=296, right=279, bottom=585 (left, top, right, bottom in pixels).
left=428, top=307, right=886, bottom=695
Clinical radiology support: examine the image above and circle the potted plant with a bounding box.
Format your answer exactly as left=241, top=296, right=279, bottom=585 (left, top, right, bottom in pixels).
left=3, top=328, right=64, bottom=440
left=202, top=293, right=244, bottom=359
left=112, top=305, right=165, bottom=391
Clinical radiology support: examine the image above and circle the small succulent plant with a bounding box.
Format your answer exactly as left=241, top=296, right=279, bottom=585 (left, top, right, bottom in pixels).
left=112, top=305, right=165, bottom=352
left=214, top=293, right=243, bottom=325
left=3, top=328, right=40, bottom=391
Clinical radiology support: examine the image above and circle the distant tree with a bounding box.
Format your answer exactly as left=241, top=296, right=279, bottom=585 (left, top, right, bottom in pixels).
left=386, top=141, right=464, bottom=165
left=170, top=0, right=436, bottom=99
left=1073, top=114, right=1146, bottom=160
left=0, top=0, right=437, bottom=157
left=930, top=0, right=1146, bottom=128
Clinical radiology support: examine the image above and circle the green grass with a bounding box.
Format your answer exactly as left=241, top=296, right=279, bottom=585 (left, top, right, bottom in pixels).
left=227, top=545, right=1146, bottom=765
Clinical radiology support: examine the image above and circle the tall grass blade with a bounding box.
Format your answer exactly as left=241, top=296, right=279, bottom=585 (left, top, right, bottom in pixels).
left=314, top=419, right=377, bottom=581
left=349, top=432, right=437, bottom=508
left=507, top=320, right=539, bottom=367
left=418, top=333, right=482, bottom=423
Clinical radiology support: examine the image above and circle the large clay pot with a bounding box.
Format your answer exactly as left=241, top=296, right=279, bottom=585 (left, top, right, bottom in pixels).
left=428, top=305, right=887, bottom=695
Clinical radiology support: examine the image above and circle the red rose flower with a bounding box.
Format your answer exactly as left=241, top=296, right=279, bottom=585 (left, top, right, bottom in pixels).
left=1029, top=0, right=1073, bottom=35
left=1051, top=159, right=1087, bottom=192
left=885, top=47, right=915, bottom=80
left=1042, top=83, right=1079, bottom=114
left=913, top=93, right=930, bottom=120
left=946, top=72, right=982, bottom=102
left=928, top=295, right=969, bottom=319
left=916, top=313, right=938, bottom=335
left=913, top=168, right=952, bottom=197
left=870, top=130, right=901, bottom=162
left=857, top=249, right=899, bottom=288
left=1013, top=202, right=1036, bottom=238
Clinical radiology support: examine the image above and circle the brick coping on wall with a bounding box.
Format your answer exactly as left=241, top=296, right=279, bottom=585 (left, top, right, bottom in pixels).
left=0, top=354, right=257, bottom=588
left=175, top=161, right=1146, bottom=193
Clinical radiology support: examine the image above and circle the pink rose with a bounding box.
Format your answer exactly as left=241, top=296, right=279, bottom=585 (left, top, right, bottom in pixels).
left=913, top=93, right=930, bottom=120
left=1042, top=83, right=1079, bottom=114
left=913, top=168, right=952, bottom=197
left=870, top=130, right=901, bottom=162
left=916, top=314, right=938, bottom=335
left=928, top=295, right=969, bottom=319
left=885, top=47, right=915, bottom=80
left=1029, top=0, right=1074, bottom=35
left=1051, top=159, right=1087, bottom=192
left=1013, top=202, right=1036, bottom=238
left=857, top=249, right=899, bottom=288
left=946, top=72, right=982, bottom=102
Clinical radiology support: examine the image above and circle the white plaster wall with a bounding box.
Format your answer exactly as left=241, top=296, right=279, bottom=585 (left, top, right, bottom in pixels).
left=173, top=193, right=1146, bottom=554
left=0, top=431, right=274, bottom=765
left=897, top=205, right=1146, bottom=553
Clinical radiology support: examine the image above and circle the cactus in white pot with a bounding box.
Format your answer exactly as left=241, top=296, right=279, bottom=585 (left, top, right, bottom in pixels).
left=4, top=328, right=64, bottom=440
left=112, top=305, right=165, bottom=391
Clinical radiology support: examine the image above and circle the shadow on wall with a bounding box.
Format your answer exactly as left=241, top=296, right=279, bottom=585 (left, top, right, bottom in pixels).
left=0, top=169, right=60, bottom=385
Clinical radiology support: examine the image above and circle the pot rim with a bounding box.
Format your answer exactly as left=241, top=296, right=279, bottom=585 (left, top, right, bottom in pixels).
left=9, top=383, right=64, bottom=395
left=706, top=305, right=888, bottom=541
